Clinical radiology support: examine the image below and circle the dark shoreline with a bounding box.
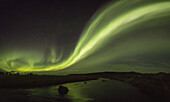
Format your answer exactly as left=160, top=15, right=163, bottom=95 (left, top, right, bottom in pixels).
left=0, top=72, right=170, bottom=101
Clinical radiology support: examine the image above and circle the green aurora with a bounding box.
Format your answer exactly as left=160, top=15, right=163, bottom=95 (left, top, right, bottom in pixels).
left=1, top=0, right=170, bottom=72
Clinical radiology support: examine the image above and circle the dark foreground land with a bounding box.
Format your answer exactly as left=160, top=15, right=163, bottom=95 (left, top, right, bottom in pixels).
left=0, top=72, right=170, bottom=101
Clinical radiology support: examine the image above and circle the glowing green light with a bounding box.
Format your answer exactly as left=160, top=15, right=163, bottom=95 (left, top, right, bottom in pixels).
left=1, top=0, right=170, bottom=72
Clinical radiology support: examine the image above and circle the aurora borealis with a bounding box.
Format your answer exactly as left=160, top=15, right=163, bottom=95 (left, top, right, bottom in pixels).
left=0, top=0, right=170, bottom=73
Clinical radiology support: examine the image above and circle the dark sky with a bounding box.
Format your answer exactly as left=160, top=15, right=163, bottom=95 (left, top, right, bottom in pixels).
left=0, top=0, right=170, bottom=74
left=0, top=0, right=111, bottom=49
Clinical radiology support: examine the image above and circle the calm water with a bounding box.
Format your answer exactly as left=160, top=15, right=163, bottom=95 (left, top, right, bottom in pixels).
left=0, top=78, right=155, bottom=102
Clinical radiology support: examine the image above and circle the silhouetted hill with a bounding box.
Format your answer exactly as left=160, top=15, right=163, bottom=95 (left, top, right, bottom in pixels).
left=0, top=72, right=169, bottom=101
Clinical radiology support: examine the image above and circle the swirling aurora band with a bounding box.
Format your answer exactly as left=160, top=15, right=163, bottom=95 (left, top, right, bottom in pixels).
left=2, top=0, right=170, bottom=72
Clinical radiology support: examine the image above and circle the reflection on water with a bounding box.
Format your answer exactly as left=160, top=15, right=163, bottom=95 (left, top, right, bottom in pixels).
left=0, top=78, right=154, bottom=102
left=63, top=78, right=153, bottom=102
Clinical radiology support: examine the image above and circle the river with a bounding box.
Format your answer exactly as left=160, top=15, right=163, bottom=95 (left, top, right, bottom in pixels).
left=0, top=78, right=156, bottom=102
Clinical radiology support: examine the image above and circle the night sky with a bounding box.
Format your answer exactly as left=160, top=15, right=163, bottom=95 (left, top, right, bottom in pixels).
left=0, top=0, right=110, bottom=50
left=0, top=0, right=170, bottom=74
